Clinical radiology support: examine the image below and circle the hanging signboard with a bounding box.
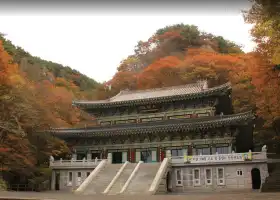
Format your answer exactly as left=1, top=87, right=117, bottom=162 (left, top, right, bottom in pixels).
left=184, top=152, right=252, bottom=163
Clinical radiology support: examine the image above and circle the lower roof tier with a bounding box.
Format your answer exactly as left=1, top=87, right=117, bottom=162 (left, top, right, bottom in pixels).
left=49, top=111, right=255, bottom=139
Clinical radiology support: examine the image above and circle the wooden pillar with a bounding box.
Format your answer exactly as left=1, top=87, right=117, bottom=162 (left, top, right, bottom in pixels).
left=107, top=153, right=112, bottom=164
left=128, top=149, right=131, bottom=162
left=135, top=149, right=141, bottom=162
left=160, top=147, right=165, bottom=161
left=130, top=148, right=135, bottom=163
left=188, top=145, right=193, bottom=156
left=152, top=149, right=157, bottom=162
left=157, top=147, right=161, bottom=162
left=86, top=149, right=92, bottom=160
left=122, top=151, right=128, bottom=163
left=102, top=149, right=107, bottom=159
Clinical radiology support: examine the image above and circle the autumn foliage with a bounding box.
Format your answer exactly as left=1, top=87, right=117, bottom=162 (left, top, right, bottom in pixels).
left=101, top=48, right=255, bottom=114
left=0, top=40, right=95, bottom=186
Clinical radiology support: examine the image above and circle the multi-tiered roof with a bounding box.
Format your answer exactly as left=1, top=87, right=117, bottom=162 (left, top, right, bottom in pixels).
left=50, top=81, right=254, bottom=139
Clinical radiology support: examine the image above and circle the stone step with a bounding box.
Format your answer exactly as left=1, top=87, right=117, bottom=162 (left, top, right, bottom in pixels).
left=262, top=188, right=280, bottom=192
left=83, top=163, right=123, bottom=195
left=261, top=168, right=280, bottom=193
left=265, top=181, right=280, bottom=184
left=108, top=163, right=137, bottom=195
left=124, top=163, right=161, bottom=195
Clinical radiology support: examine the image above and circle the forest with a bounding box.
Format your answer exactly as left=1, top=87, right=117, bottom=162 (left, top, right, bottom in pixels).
left=0, top=0, right=279, bottom=190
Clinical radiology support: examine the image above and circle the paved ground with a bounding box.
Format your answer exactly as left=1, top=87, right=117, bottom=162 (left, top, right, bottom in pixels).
left=0, top=191, right=280, bottom=200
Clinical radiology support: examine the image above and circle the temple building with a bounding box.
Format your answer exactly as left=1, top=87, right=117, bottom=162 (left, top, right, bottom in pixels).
left=49, top=80, right=270, bottom=194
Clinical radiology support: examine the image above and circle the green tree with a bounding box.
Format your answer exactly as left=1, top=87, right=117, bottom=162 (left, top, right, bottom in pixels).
left=243, top=0, right=280, bottom=64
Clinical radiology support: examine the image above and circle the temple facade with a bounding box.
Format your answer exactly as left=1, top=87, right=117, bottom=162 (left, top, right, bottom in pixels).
left=49, top=80, right=269, bottom=194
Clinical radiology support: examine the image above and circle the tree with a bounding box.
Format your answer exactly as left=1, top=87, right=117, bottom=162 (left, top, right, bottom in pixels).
left=243, top=0, right=280, bottom=64
left=243, top=0, right=280, bottom=126
left=0, top=41, right=70, bottom=185
left=117, top=55, right=143, bottom=72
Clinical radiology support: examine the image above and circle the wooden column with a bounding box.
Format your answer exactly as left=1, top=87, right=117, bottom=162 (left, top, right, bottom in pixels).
left=188, top=145, right=193, bottom=156
left=102, top=149, right=107, bottom=159
left=160, top=148, right=165, bottom=161
left=135, top=149, right=141, bottom=162
left=157, top=147, right=161, bottom=162
left=130, top=148, right=135, bottom=163
left=122, top=151, right=128, bottom=163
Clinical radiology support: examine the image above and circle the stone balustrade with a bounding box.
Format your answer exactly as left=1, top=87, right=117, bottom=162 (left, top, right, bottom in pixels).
left=49, top=158, right=103, bottom=169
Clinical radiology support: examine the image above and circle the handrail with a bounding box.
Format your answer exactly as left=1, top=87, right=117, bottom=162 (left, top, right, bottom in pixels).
left=74, top=159, right=107, bottom=194
left=148, top=158, right=169, bottom=194
left=51, top=159, right=103, bottom=163
left=103, top=161, right=129, bottom=194
left=50, top=159, right=102, bottom=167
left=120, top=161, right=143, bottom=194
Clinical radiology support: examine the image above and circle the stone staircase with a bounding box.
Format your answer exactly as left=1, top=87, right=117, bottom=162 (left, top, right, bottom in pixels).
left=261, top=164, right=280, bottom=192
left=124, top=163, right=161, bottom=195
left=83, top=163, right=122, bottom=195
left=108, top=163, right=137, bottom=195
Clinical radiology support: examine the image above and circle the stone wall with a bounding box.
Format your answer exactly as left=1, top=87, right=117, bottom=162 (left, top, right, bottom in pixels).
left=51, top=168, right=95, bottom=191
left=170, top=163, right=268, bottom=193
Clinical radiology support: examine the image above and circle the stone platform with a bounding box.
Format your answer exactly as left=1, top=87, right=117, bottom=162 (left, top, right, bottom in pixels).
left=1, top=191, right=280, bottom=200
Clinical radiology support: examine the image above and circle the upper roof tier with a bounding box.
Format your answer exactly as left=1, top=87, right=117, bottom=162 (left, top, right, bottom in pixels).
left=73, top=81, right=232, bottom=109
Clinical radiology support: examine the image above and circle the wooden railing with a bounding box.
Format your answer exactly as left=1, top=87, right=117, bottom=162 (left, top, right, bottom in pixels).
left=49, top=159, right=103, bottom=168
left=97, top=107, right=215, bottom=125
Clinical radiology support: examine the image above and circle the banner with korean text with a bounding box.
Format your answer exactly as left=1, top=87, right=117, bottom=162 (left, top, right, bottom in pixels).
left=184, top=152, right=252, bottom=163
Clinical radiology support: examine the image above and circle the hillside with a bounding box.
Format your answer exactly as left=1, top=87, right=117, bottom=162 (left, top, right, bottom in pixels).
left=96, top=23, right=279, bottom=145
left=0, top=34, right=101, bottom=187
left=0, top=33, right=99, bottom=93
left=96, top=24, right=254, bottom=113
left=0, top=34, right=101, bottom=126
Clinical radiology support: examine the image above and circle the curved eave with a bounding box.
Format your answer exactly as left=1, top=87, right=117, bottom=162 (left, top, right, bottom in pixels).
left=50, top=111, right=254, bottom=139
left=73, top=82, right=232, bottom=109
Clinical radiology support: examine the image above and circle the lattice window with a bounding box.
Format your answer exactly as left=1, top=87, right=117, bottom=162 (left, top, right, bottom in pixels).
left=217, top=168, right=225, bottom=185
left=193, top=168, right=201, bottom=186
left=175, top=169, right=183, bottom=186
left=216, top=146, right=229, bottom=154
left=205, top=168, right=212, bottom=185
left=237, top=169, right=243, bottom=176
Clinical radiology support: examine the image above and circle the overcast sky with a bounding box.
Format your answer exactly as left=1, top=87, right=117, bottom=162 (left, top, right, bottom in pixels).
left=0, top=1, right=255, bottom=83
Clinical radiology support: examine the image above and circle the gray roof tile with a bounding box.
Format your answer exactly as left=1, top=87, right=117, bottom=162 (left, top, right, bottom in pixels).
left=73, top=81, right=231, bottom=107
left=50, top=111, right=254, bottom=138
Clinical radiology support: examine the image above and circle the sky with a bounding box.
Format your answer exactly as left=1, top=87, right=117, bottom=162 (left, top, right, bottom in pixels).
left=0, top=1, right=256, bottom=83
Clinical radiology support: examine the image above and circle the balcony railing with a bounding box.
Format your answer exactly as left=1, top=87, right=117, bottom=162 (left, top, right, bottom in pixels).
left=49, top=158, right=103, bottom=168
left=97, top=107, right=215, bottom=125
left=170, top=151, right=267, bottom=164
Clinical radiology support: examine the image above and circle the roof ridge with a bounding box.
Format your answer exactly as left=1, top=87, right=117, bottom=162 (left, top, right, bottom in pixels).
left=73, top=81, right=231, bottom=105
left=120, top=81, right=207, bottom=94
left=109, top=81, right=208, bottom=101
